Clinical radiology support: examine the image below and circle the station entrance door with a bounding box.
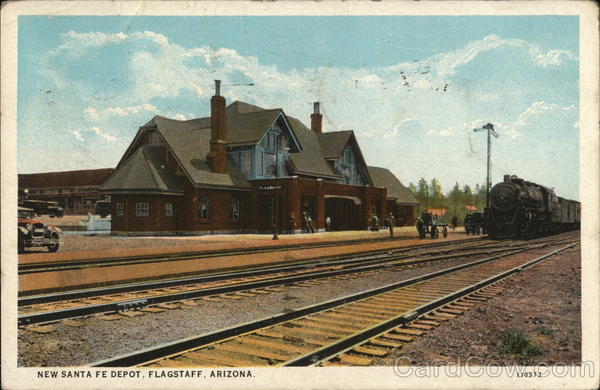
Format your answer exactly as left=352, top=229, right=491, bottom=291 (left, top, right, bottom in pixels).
left=325, top=196, right=361, bottom=231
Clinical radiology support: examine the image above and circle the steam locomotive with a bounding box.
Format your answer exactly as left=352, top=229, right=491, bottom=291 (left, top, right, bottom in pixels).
left=485, top=175, right=580, bottom=239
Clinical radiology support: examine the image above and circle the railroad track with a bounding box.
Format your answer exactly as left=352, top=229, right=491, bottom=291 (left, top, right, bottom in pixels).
left=88, top=236, right=578, bottom=367
left=19, top=235, right=474, bottom=275
left=18, top=236, right=563, bottom=325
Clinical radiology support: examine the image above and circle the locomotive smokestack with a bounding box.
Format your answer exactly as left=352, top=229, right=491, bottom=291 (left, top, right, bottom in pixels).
left=504, top=175, right=510, bottom=183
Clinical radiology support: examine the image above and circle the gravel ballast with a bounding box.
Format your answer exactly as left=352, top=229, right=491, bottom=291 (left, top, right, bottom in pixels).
left=377, top=244, right=581, bottom=365
left=18, top=256, right=479, bottom=367
left=18, top=235, right=580, bottom=367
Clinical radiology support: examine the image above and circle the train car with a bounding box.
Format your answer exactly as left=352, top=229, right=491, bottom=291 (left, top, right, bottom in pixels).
left=485, top=175, right=580, bottom=239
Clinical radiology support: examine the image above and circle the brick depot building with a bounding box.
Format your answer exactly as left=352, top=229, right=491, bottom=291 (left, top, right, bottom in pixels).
left=100, top=82, right=418, bottom=235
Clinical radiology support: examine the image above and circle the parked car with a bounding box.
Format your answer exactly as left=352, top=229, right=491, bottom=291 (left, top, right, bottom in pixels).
left=18, top=207, right=61, bottom=253
left=94, top=200, right=111, bottom=218
left=20, top=200, right=64, bottom=218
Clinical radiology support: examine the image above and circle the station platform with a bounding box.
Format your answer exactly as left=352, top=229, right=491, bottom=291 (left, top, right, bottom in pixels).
left=18, top=228, right=475, bottom=294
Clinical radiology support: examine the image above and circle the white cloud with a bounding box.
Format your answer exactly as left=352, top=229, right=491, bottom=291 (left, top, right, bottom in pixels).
left=168, top=113, right=187, bottom=121
left=84, top=107, right=100, bottom=121
left=85, top=104, right=158, bottom=120
left=68, top=130, right=84, bottom=141
left=105, top=107, right=129, bottom=117
left=90, top=126, right=117, bottom=142
left=502, top=101, right=577, bottom=139
left=44, top=30, right=578, bottom=188
left=425, top=34, right=577, bottom=77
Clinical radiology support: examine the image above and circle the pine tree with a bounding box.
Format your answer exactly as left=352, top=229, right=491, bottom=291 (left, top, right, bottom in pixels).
left=408, top=182, right=417, bottom=196
left=416, top=178, right=429, bottom=214
left=430, top=178, right=443, bottom=209
left=448, top=182, right=462, bottom=217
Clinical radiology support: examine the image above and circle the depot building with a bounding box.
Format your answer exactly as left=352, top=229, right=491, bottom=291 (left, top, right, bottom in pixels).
left=100, top=81, right=418, bottom=235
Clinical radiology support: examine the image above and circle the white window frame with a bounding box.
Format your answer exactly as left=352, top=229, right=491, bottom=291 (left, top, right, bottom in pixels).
left=135, top=202, right=149, bottom=217
left=116, top=202, right=124, bottom=217
left=164, top=202, right=173, bottom=217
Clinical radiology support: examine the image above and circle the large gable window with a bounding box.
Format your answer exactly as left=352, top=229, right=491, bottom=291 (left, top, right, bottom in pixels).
left=337, top=147, right=365, bottom=186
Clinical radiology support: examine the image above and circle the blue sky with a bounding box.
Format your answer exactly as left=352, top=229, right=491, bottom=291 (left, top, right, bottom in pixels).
left=17, top=16, right=580, bottom=199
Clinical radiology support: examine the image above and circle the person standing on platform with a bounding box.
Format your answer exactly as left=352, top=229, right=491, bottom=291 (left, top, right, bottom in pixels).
left=302, top=211, right=309, bottom=233
left=385, top=212, right=395, bottom=237
left=306, top=212, right=315, bottom=233
left=325, top=216, right=332, bottom=232
left=289, top=213, right=296, bottom=234
left=416, top=216, right=425, bottom=239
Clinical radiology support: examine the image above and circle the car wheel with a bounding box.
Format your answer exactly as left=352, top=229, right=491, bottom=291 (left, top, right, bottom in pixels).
left=18, top=235, right=25, bottom=254
left=47, top=233, right=60, bottom=252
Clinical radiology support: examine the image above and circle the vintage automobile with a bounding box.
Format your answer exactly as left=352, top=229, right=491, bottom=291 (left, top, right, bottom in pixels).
left=416, top=212, right=448, bottom=239
left=20, top=200, right=64, bottom=218
left=18, top=206, right=61, bottom=253
left=94, top=199, right=112, bottom=218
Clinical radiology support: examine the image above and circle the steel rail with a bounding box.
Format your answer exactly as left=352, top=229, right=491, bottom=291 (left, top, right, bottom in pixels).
left=286, top=242, right=579, bottom=366
left=18, top=244, right=527, bottom=325
left=20, top=235, right=469, bottom=274
left=19, top=237, right=493, bottom=304
left=90, top=238, right=574, bottom=367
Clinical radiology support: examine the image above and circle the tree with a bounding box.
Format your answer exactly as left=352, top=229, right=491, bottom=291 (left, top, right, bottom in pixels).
left=408, top=182, right=417, bottom=196
left=430, top=178, right=444, bottom=209
left=416, top=178, right=429, bottom=214
left=448, top=182, right=462, bottom=217
left=478, top=182, right=488, bottom=209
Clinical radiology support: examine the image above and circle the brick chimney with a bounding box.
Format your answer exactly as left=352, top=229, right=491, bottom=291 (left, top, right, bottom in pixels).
left=311, top=102, right=322, bottom=134
left=206, top=80, right=228, bottom=174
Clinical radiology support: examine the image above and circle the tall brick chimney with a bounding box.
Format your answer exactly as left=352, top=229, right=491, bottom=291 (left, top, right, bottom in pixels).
left=206, top=80, right=228, bottom=174
left=311, top=102, right=323, bottom=134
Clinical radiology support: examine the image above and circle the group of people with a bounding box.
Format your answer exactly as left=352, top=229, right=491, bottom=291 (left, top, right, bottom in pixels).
left=370, top=212, right=396, bottom=237
left=287, top=211, right=315, bottom=234
left=286, top=211, right=397, bottom=236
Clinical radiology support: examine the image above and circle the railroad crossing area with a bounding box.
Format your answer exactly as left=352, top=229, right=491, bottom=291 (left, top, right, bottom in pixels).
left=18, top=231, right=581, bottom=369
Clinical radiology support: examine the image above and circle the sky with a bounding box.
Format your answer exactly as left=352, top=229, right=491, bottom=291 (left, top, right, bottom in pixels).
left=17, top=16, right=580, bottom=200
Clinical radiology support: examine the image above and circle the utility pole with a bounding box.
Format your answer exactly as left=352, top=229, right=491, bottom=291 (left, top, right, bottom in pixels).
left=273, top=134, right=280, bottom=240
left=473, top=123, right=499, bottom=208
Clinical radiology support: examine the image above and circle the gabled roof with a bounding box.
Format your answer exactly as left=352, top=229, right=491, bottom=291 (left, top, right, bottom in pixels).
left=367, top=166, right=420, bottom=205
left=226, top=103, right=282, bottom=146
left=100, top=145, right=185, bottom=194
left=317, top=131, right=354, bottom=159
left=285, top=116, right=340, bottom=179
left=143, top=116, right=251, bottom=190
left=318, top=130, right=373, bottom=185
